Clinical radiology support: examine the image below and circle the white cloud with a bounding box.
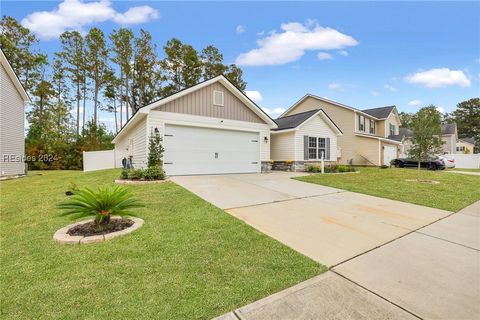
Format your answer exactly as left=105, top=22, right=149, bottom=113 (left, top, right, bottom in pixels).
left=405, top=68, right=471, bottom=88
left=236, top=25, right=246, bottom=34
left=328, top=83, right=344, bottom=91
left=407, top=100, right=421, bottom=107
left=113, top=6, right=159, bottom=25
left=383, top=84, right=398, bottom=92
left=436, top=106, right=445, bottom=114
left=245, top=90, right=263, bottom=103
left=235, top=20, right=358, bottom=66
left=261, top=107, right=286, bottom=118
left=371, top=91, right=380, bottom=97
left=21, top=0, right=159, bottom=39
left=317, top=52, right=333, bottom=60
left=257, top=30, right=265, bottom=36
left=338, top=50, right=349, bottom=56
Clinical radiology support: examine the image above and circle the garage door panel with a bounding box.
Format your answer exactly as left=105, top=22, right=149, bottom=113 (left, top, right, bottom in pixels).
left=163, top=125, right=260, bottom=175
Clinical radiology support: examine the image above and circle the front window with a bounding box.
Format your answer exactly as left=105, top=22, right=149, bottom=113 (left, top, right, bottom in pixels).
left=358, top=115, right=365, bottom=132
left=389, top=123, right=395, bottom=136
left=457, top=146, right=465, bottom=152
left=308, top=137, right=317, bottom=159
left=370, top=120, right=375, bottom=134
left=308, top=137, right=328, bottom=160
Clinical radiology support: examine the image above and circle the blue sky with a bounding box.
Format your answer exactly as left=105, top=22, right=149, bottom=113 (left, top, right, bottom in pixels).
left=3, top=1, right=479, bottom=129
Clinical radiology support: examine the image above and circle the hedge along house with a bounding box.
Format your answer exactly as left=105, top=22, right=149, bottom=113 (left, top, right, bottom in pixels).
left=112, top=76, right=277, bottom=176
left=270, top=109, right=343, bottom=171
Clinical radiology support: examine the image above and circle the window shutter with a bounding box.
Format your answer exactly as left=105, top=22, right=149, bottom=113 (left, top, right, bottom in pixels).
left=304, top=136, right=309, bottom=160
left=326, top=138, right=330, bottom=160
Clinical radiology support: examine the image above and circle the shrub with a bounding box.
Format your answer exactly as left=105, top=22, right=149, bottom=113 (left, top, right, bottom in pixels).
left=57, top=185, right=144, bottom=225
left=144, top=166, right=165, bottom=181
left=120, top=169, right=129, bottom=179
left=147, top=131, right=165, bottom=168
left=306, top=165, right=316, bottom=173
left=128, top=169, right=145, bottom=180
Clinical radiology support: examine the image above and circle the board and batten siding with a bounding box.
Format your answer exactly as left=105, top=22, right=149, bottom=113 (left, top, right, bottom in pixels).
left=0, top=63, right=25, bottom=176
left=294, top=115, right=338, bottom=161
left=153, top=82, right=264, bottom=124
left=114, top=117, right=148, bottom=168
left=271, top=132, right=295, bottom=161
left=285, top=96, right=380, bottom=165
left=147, top=111, right=271, bottom=161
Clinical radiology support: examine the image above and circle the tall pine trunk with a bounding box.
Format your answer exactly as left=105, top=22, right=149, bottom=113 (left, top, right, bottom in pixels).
left=114, top=97, right=118, bottom=134
left=119, top=69, right=123, bottom=128
left=126, top=73, right=129, bottom=121
left=82, top=71, right=86, bottom=132
left=76, top=81, right=80, bottom=136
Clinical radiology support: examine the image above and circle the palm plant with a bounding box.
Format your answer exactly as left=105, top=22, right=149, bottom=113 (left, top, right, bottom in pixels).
left=58, top=185, right=144, bottom=224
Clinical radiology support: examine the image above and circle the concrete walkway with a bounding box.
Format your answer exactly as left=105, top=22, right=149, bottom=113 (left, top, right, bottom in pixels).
left=445, top=170, right=480, bottom=176
left=215, top=201, right=480, bottom=320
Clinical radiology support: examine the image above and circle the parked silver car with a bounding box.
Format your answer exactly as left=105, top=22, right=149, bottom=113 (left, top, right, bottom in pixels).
left=438, top=155, right=455, bottom=168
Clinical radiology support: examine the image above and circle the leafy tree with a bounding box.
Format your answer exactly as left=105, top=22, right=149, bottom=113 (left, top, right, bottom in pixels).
left=58, top=31, right=85, bottom=135
left=408, top=106, right=444, bottom=173
left=77, top=121, right=114, bottom=152
left=103, top=69, right=120, bottom=133
left=398, top=112, right=413, bottom=129
left=200, top=45, right=227, bottom=79
left=85, top=28, right=109, bottom=124
left=131, top=29, right=161, bottom=111
left=110, top=28, right=134, bottom=127
left=225, top=64, right=247, bottom=90
left=147, top=130, right=164, bottom=168
left=449, top=98, right=480, bottom=152
left=0, top=15, right=47, bottom=92
left=161, top=38, right=202, bottom=95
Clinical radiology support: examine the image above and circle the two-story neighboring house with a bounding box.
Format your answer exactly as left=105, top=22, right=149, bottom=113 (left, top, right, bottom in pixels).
left=276, top=94, right=402, bottom=167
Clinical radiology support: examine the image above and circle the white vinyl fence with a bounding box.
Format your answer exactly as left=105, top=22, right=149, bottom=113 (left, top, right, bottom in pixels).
left=444, top=154, right=480, bottom=169
left=83, top=150, right=116, bottom=172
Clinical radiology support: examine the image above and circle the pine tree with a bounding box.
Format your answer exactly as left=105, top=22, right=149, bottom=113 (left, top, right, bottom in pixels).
left=147, top=130, right=164, bottom=168
left=200, top=45, right=228, bottom=79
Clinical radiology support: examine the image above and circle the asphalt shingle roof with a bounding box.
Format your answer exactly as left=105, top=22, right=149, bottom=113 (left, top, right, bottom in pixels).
left=273, top=109, right=320, bottom=131
left=441, top=123, right=457, bottom=135
left=361, top=106, right=395, bottom=119
left=388, top=127, right=413, bottom=142
left=459, top=137, right=475, bottom=144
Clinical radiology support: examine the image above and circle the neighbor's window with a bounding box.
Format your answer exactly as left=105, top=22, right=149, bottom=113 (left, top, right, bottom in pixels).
left=389, top=123, right=396, bottom=136
left=457, top=146, right=465, bottom=152
left=213, top=90, right=224, bottom=106
left=308, top=137, right=317, bottom=159
left=358, top=115, right=365, bottom=131
left=370, top=120, right=376, bottom=134
left=318, top=138, right=326, bottom=159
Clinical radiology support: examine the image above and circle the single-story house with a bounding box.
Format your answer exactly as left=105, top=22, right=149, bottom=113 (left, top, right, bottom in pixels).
left=0, top=49, right=30, bottom=178
left=112, top=75, right=277, bottom=175
left=270, top=109, right=343, bottom=171
left=456, top=137, right=476, bottom=154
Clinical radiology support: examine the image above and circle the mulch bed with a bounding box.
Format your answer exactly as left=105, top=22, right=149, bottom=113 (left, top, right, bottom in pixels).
left=67, top=218, right=134, bottom=236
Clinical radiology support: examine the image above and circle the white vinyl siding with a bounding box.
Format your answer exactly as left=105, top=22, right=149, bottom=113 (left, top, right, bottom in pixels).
left=114, top=118, right=147, bottom=168
left=294, top=115, right=338, bottom=162
left=271, top=132, right=295, bottom=161
left=0, top=63, right=25, bottom=176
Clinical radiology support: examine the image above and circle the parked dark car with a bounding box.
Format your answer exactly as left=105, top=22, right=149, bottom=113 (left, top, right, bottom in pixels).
left=391, top=157, right=446, bottom=170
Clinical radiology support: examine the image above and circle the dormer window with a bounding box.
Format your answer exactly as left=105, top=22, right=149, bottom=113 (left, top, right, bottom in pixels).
left=358, top=115, right=365, bottom=132
left=213, top=90, right=224, bottom=106
left=389, top=123, right=396, bottom=136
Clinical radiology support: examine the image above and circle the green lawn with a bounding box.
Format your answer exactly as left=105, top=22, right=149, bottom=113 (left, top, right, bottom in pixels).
left=295, top=167, right=480, bottom=212
left=0, top=170, right=325, bottom=320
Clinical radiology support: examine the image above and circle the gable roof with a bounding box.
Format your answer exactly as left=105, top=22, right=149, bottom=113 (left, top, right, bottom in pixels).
left=362, top=106, right=396, bottom=119
left=113, top=75, right=277, bottom=143
left=388, top=127, right=413, bottom=141
left=281, top=94, right=398, bottom=121
left=272, top=109, right=342, bottom=135
left=273, top=109, right=319, bottom=130
left=459, top=137, right=475, bottom=145
left=441, top=123, right=457, bottom=135
left=0, top=49, right=30, bottom=103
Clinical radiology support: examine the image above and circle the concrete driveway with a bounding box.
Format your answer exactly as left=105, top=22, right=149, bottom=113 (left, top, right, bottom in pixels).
left=172, top=172, right=451, bottom=266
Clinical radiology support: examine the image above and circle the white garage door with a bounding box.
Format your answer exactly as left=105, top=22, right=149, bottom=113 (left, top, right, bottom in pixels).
left=384, top=145, right=397, bottom=166
left=163, top=125, right=260, bottom=175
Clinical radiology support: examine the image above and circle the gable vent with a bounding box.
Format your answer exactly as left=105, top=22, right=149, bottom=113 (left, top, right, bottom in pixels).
left=213, top=90, right=224, bottom=106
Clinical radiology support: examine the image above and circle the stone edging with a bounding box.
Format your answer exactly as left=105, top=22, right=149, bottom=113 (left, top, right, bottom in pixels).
left=114, top=179, right=169, bottom=185
left=53, top=216, right=144, bottom=244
